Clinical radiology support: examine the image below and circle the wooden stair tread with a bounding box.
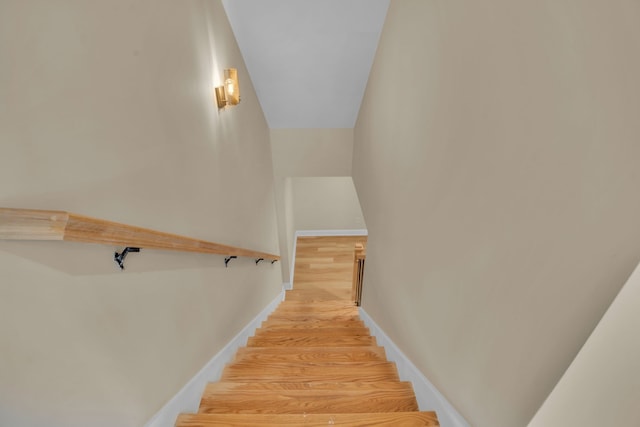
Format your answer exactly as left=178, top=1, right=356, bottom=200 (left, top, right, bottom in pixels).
left=269, top=313, right=360, bottom=320
left=278, top=300, right=356, bottom=307
left=272, top=308, right=357, bottom=314
left=284, top=291, right=352, bottom=302
left=266, top=314, right=362, bottom=322
left=221, top=361, right=399, bottom=383
left=176, top=412, right=440, bottom=426
left=198, top=386, right=419, bottom=414
left=260, top=320, right=366, bottom=329
left=268, top=310, right=358, bottom=316
left=234, top=346, right=386, bottom=362
left=203, top=381, right=415, bottom=392
left=226, top=360, right=396, bottom=367
left=284, top=295, right=352, bottom=302
left=253, top=328, right=370, bottom=337
left=247, top=334, right=375, bottom=347
left=296, top=262, right=357, bottom=270
left=285, top=282, right=352, bottom=290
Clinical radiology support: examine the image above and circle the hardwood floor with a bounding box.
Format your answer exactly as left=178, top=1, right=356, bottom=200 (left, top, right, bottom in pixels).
left=293, top=235, right=367, bottom=303
left=175, top=235, right=440, bottom=426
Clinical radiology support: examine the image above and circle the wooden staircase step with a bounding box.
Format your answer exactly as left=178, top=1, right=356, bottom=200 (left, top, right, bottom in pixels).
left=221, top=361, right=399, bottom=383
left=198, top=382, right=419, bottom=414
left=277, top=300, right=356, bottom=308
left=295, top=262, right=357, bottom=271
left=247, top=334, right=375, bottom=347
left=203, top=381, right=415, bottom=393
left=267, top=311, right=360, bottom=320
left=260, top=319, right=366, bottom=329
left=279, top=298, right=355, bottom=303
left=271, top=306, right=359, bottom=315
left=277, top=299, right=357, bottom=306
left=284, top=290, right=352, bottom=302
left=234, top=346, right=387, bottom=363
left=294, top=254, right=352, bottom=262
left=253, top=328, right=370, bottom=338
left=294, top=272, right=355, bottom=282
left=281, top=296, right=353, bottom=304
left=289, top=282, right=354, bottom=289
left=176, top=412, right=441, bottom=426
left=283, top=296, right=352, bottom=303
left=266, top=313, right=362, bottom=322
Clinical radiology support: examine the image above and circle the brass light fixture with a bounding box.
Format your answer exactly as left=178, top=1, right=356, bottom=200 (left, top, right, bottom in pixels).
left=215, top=68, right=240, bottom=109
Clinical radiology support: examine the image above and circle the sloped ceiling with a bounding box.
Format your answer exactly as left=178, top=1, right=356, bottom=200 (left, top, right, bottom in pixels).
left=222, top=0, right=389, bottom=129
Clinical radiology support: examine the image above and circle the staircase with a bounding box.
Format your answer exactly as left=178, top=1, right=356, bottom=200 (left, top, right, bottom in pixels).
left=176, top=236, right=439, bottom=425
left=175, top=288, right=439, bottom=426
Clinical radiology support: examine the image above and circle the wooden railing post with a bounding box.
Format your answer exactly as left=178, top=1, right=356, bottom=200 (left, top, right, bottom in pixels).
left=352, top=242, right=366, bottom=306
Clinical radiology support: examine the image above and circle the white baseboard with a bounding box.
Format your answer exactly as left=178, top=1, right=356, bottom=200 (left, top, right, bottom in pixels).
left=282, top=282, right=293, bottom=290
left=359, top=307, right=470, bottom=427
left=144, top=290, right=285, bottom=427
left=289, top=229, right=369, bottom=287
left=295, top=229, right=368, bottom=237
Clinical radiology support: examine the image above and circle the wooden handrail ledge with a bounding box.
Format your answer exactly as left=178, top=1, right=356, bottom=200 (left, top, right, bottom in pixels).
left=0, top=207, right=280, bottom=261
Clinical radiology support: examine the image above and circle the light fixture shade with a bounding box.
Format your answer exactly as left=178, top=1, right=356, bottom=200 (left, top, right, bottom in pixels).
left=224, top=68, right=240, bottom=105
left=215, top=68, right=240, bottom=109
left=215, top=86, right=227, bottom=109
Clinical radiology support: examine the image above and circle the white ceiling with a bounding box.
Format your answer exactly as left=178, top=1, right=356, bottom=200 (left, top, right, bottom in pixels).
left=222, top=0, right=389, bottom=129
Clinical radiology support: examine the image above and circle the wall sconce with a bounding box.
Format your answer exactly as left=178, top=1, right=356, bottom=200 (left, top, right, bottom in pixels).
left=215, top=68, right=240, bottom=109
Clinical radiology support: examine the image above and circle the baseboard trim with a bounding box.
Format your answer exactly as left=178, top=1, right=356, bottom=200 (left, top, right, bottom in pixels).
left=359, top=307, right=470, bottom=427
left=144, top=290, right=285, bottom=427
left=295, top=229, right=368, bottom=237
left=282, top=282, right=293, bottom=290
left=289, top=229, right=368, bottom=287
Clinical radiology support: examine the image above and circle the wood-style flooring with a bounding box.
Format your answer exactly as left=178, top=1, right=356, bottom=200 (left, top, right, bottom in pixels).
left=292, top=235, right=367, bottom=303
left=175, top=236, right=439, bottom=426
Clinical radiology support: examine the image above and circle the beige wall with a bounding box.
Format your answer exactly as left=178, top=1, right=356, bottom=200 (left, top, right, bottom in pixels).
left=0, top=1, right=281, bottom=426
left=292, top=177, right=365, bottom=231
left=353, top=1, right=640, bottom=426
left=270, top=128, right=355, bottom=281
left=528, top=261, right=640, bottom=427
left=270, top=128, right=353, bottom=177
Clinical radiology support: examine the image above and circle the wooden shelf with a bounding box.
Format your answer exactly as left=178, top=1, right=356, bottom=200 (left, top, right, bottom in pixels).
left=0, top=207, right=280, bottom=261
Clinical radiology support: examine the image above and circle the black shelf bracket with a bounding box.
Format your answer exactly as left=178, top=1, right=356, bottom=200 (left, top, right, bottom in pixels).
left=224, top=256, right=237, bottom=268
left=255, top=258, right=264, bottom=265
left=114, top=247, right=141, bottom=270
left=271, top=259, right=278, bottom=264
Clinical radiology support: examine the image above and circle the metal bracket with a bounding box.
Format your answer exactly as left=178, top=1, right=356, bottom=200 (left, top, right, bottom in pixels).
left=255, top=258, right=264, bottom=265
left=224, top=256, right=237, bottom=268
left=271, top=259, right=278, bottom=264
left=114, top=247, right=141, bottom=270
